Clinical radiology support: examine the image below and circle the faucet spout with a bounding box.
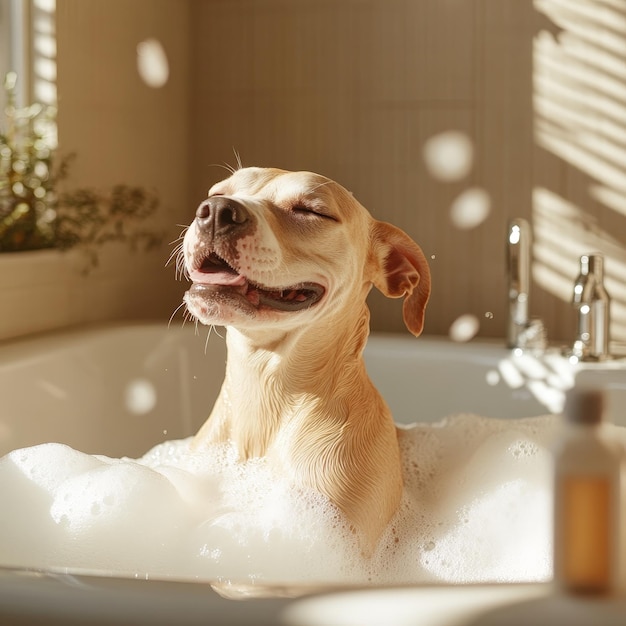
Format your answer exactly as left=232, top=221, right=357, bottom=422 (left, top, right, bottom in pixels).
left=506, top=218, right=546, bottom=351
left=507, top=219, right=530, bottom=348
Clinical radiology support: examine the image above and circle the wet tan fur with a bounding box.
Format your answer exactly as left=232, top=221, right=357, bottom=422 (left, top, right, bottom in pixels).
left=183, top=167, right=430, bottom=551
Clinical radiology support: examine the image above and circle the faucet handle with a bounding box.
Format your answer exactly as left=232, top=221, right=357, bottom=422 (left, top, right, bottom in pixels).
left=571, top=253, right=610, bottom=360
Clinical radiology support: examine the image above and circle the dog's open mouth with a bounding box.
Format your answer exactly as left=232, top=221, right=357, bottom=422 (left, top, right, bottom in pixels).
left=188, top=253, right=325, bottom=312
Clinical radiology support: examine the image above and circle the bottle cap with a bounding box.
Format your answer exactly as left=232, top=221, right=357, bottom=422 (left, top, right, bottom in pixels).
left=564, top=387, right=605, bottom=424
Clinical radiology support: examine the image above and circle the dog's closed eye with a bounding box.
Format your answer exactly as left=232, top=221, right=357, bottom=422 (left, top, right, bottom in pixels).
left=290, top=204, right=338, bottom=222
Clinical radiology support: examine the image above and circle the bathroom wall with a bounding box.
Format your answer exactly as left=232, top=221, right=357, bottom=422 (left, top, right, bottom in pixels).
left=0, top=0, right=192, bottom=340
left=189, top=0, right=626, bottom=344
left=2, top=0, right=624, bottom=345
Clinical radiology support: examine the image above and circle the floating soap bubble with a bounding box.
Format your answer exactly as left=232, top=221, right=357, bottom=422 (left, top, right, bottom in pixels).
left=125, top=378, right=157, bottom=415
left=449, top=314, right=480, bottom=342
left=423, top=131, right=474, bottom=182
left=137, top=38, right=169, bottom=88
left=450, top=188, right=491, bottom=230
left=486, top=370, right=501, bottom=386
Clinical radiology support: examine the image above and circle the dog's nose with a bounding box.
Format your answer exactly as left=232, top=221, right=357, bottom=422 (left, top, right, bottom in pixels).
left=195, top=196, right=250, bottom=236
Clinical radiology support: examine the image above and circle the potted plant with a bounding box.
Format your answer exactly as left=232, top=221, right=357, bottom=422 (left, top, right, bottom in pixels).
left=0, top=72, right=163, bottom=269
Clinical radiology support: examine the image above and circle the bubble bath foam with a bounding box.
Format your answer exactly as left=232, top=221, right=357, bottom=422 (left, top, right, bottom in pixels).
left=2, top=413, right=613, bottom=588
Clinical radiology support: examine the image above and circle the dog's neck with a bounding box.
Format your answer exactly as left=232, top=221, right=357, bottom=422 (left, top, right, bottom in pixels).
left=194, top=304, right=381, bottom=459
left=193, top=303, right=403, bottom=551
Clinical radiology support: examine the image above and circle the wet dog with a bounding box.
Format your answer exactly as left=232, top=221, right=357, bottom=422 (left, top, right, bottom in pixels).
left=181, top=167, right=430, bottom=551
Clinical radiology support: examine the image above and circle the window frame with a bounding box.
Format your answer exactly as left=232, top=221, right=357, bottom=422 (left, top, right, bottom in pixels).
left=0, top=0, right=32, bottom=107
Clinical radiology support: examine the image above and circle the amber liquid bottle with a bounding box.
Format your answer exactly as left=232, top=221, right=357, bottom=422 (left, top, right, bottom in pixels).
left=553, top=388, right=624, bottom=595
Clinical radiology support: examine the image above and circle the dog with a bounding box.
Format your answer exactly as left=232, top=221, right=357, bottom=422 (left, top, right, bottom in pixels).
left=181, top=167, right=430, bottom=552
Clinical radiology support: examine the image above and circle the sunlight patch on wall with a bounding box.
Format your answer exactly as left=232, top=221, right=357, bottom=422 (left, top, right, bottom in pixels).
left=533, top=187, right=626, bottom=341
left=589, top=184, right=626, bottom=217
left=533, top=0, right=626, bottom=343
left=534, top=34, right=626, bottom=194
left=32, top=0, right=56, bottom=106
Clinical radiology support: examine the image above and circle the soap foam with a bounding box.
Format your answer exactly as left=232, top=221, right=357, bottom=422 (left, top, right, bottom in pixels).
left=2, top=413, right=610, bottom=587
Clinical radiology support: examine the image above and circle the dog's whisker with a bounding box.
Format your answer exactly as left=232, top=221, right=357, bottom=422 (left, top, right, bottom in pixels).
left=168, top=301, right=188, bottom=328
left=308, top=180, right=336, bottom=194
left=210, top=161, right=238, bottom=176
left=165, top=226, right=190, bottom=281
left=204, top=326, right=213, bottom=354
left=168, top=232, right=188, bottom=247
left=209, top=151, right=244, bottom=178
left=165, top=242, right=182, bottom=268
left=232, top=147, right=243, bottom=171
left=164, top=237, right=190, bottom=282
left=177, top=258, right=189, bottom=282
left=169, top=225, right=189, bottom=241
left=169, top=226, right=189, bottom=246
left=176, top=248, right=188, bottom=281
left=180, top=306, right=196, bottom=329
left=172, top=253, right=188, bottom=281
left=203, top=325, right=224, bottom=354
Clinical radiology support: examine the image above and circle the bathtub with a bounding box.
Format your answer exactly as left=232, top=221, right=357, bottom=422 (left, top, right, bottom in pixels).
left=2, top=321, right=625, bottom=459
left=0, top=322, right=560, bottom=459
left=1, top=321, right=625, bottom=626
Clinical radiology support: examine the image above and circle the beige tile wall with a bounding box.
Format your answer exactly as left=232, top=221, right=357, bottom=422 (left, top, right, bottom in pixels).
left=189, top=0, right=626, bottom=345
left=3, top=0, right=624, bottom=346
left=0, top=0, right=192, bottom=340
left=189, top=0, right=505, bottom=338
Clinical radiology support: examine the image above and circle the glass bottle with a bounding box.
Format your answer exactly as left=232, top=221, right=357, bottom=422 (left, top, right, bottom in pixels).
left=553, top=388, right=624, bottom=594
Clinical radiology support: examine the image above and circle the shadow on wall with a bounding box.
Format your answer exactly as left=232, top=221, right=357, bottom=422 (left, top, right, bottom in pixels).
left=533, top=0, right=626, bottom=344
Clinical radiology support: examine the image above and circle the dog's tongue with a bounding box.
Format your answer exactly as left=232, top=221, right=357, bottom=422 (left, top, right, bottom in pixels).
left=189, top=268, right=247, bottom=288
left=188, top=256, right=324, bottom=311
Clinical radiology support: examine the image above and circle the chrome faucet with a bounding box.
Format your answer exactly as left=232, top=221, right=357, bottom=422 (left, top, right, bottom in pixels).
left=572, top=254, right=611, bottom=361
left=506, top=218, right=546, bottom=351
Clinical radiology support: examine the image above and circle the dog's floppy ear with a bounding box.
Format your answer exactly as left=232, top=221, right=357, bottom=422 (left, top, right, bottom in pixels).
left=370, top=221, right=431, bottom=337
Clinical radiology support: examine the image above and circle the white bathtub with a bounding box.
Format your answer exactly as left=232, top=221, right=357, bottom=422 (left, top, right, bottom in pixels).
left=0, top=322, right=553, bottom=459
left=1, top=321, right=625, bottom=626
left=2, top=321, right=625, bottom=459
left=0, top=321, right=223, bottom=458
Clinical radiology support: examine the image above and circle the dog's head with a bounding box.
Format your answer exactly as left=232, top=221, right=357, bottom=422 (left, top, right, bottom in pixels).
left=182, top=167, right=430, bottom=335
